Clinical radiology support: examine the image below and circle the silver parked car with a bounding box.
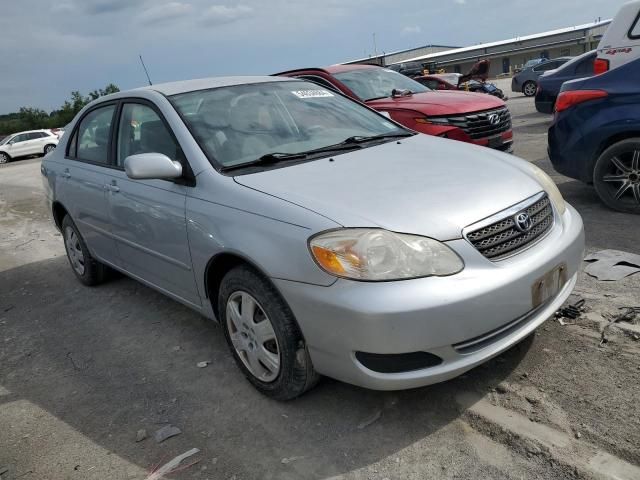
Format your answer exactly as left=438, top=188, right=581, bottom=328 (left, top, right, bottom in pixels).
left=42, top=76, right=584, bottom=399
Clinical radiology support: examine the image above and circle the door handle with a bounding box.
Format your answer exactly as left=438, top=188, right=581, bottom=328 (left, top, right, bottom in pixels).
left=62, top=169, right=71, bottom=179
left=109, top=181, right=120, bottom=193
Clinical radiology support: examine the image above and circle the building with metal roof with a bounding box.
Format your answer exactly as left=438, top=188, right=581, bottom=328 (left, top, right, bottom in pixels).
left=344, top=20, right=611, bottom=77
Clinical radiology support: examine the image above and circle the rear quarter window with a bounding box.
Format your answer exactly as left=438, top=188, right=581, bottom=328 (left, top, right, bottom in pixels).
left=630, top=12, right=640, bottom=39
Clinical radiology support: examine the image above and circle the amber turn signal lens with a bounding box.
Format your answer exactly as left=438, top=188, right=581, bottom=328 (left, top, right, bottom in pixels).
left=311, top=246, right=346, bottom=274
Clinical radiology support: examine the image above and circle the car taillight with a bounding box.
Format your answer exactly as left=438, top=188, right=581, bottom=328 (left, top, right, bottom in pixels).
left=594, top=58, right=609, bottom=75
left=555, top=90, right=608, bottom=112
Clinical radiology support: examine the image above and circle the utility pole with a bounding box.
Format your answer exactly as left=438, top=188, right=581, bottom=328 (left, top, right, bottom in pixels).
left=373, top=33, right=378, bottom=59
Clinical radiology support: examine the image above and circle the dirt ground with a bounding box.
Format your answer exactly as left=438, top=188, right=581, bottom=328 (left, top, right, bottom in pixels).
left=1, top=95, right=639, bottom=480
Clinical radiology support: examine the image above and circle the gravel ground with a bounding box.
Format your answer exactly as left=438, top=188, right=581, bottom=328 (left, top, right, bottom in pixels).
left=1, top=96, right=639, bottom=480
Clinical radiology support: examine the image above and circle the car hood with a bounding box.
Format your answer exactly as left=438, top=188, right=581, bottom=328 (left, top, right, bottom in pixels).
left=233, top=135, right=545, bottom=240
left=366, top=91, right=504, bottom=116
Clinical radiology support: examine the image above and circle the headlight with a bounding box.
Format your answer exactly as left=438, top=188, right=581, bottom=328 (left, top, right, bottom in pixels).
left=525, top=163, right=566, bottom=215
left=309, top=229, right=464, bottom=281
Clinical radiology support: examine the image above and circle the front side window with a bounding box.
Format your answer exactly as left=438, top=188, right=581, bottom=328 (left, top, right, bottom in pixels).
left=116, top=103, right=182, bottom=167
left=333, top=68, right=429, bottom=101
left=534, top=61, right=558, bottom=72
left=12, top=134, right=27, bottom=143
left=76, top=105, right=115, bottom=164
left=170, top=80, right=409, bottom=169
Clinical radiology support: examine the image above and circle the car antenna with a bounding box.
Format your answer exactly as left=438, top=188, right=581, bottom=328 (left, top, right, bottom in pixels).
left=139, top=54, right=153, bottom=86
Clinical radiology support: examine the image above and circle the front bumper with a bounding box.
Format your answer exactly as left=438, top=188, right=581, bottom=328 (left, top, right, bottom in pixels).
left=275, top=204, right=584, bottom=390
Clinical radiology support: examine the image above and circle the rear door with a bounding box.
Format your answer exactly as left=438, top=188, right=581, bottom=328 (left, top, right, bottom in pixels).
left=104, top=100, right=200, bottom=307
left=60, top=104, right=118, bottom=263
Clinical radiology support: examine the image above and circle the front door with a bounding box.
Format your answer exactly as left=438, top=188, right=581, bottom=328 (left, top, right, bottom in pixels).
left=105, top=101, right=200, bottom=307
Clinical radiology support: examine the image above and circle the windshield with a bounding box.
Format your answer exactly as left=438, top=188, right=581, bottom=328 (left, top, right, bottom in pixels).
left=170, top=80, right=409, bottom=169
left=333, top=68, right=429, bottom=101
left=0, top=135, right=14, bottom=146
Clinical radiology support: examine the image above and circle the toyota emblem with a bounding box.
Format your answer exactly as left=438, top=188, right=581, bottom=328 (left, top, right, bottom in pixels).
left=514, top=212, right=533, bottom=232
left=488, top=113, right=500, bottom=126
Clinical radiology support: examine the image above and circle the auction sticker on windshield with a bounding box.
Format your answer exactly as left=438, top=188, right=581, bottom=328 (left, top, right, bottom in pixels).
left=291, top=90, right=334, bottom=98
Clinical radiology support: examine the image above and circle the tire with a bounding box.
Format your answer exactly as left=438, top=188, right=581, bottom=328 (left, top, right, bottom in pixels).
left=61, top=215, right=108, bottom=286
left=593, top=138, right=640, bottom=214
left=0, top=152, right=10, bottom=164
left=44, top=144, right=56, bottom=155
left=523, top=81, right=537, bottom=97
left=219, top=265, right=319, bottom=400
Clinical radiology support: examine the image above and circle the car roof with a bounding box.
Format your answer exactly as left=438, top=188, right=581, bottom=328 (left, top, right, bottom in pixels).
left=276, top=64, right=382, bottom=77
left=133, top=75, right=295, bottom=96
left=10, top=129, right=49, bottom=135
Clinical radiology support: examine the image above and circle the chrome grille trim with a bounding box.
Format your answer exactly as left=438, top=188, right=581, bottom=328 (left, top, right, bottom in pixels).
left=430, top=106, right=511, bottom=140
left=463, top=192, right=554, bottom=260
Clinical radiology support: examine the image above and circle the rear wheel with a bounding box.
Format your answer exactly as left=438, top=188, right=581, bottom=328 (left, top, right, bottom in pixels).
left=44, top=144, right=56, bottom=155
left=219, top=265, right=319, bottom=400
left=523, top=81, right=537, bottom=97
left=593, top=139, right=640, bottom=214
left=0, top=152, right=9, bottom=164
left=61, top=215, right=108, bottom=286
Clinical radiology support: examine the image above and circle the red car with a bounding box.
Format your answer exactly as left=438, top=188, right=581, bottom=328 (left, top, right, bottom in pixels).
left=276, top=64, right=513, bottom=151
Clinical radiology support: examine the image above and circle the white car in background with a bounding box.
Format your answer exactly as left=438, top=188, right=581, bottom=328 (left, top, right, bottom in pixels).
left=0, top=129, right=58, bottom=164
left=595, top=0, right=640, bottom=74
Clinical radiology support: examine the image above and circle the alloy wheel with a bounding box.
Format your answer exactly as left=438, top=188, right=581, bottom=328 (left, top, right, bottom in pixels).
left=523, top=82, right=537, bottom=97
left=601, top=151, right=640, bottom=207
left=45, top=145, right=56, bottom=154
left=226, top=291, right=280, bottom=382
left=64, top=226, right=86, bottom=275
left=0, top=153, right=8, bottom=164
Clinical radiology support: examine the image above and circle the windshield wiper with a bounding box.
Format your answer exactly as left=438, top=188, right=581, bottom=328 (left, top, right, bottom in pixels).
left=342, top=132, right=416, bottom=144
left=220, top=152, right=307, bottom=172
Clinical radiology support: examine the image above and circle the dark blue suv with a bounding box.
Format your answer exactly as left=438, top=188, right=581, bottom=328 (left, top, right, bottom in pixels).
left=548, top=57, right=640, bottom=214
left=535, top=50, right=596, bottom=114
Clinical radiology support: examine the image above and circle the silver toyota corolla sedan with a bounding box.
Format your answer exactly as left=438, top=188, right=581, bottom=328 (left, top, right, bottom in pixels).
left=41, top=76, right=584, bottom=400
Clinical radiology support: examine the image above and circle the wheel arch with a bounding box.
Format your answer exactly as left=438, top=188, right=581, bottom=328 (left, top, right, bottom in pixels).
left=204, top=252, right=278, bottom=320
left=52, top=201, right=69, bottom=230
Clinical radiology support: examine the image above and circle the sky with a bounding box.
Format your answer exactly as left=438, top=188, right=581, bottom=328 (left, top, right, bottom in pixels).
left=0, top=0, right=629, bottom=114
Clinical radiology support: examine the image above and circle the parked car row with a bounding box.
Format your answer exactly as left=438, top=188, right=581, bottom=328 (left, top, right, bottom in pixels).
left=26, top=0, right=640, bottom=402
left=545, top=0, right=640, bottom=214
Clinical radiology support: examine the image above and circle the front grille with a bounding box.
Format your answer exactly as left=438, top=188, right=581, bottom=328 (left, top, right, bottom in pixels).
left=466, top=194, right=554, bottom=260
left=434, top=106, right=511, bottom=139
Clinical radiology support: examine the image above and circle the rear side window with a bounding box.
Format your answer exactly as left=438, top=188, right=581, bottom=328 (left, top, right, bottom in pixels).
left=76, top=105, right=116, bottom=164
left=575, top=58, right=594, bottom=75
left=534, top=61, right=558, bottom=72
left=116, top=103, right=182, bottom=167
left=630, top=12, right=640, bottom=39
left=298, top=75, right=339, bottom=92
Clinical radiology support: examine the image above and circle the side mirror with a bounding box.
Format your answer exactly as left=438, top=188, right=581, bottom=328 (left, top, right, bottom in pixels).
left=8, top=140, right=15, bottom=145
left=124, top=153, right=182, bottom=180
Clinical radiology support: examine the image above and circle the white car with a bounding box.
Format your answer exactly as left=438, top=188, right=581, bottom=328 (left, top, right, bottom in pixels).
left=0, top=129, right=58, bottom=164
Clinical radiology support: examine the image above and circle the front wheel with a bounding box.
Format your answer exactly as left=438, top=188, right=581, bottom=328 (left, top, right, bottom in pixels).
left=0, top=152, right=9, bottom=164
left=219, top=266, right=319, bottom=400
left=523, top=81, right=537, bottom=97
left=593, top=139, right=640, bottom=214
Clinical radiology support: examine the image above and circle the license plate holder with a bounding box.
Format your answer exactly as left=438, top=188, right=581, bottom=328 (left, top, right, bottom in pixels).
left=532, top=263, right=567, bottom=308
left=488, top=135, right=503, bottom=148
